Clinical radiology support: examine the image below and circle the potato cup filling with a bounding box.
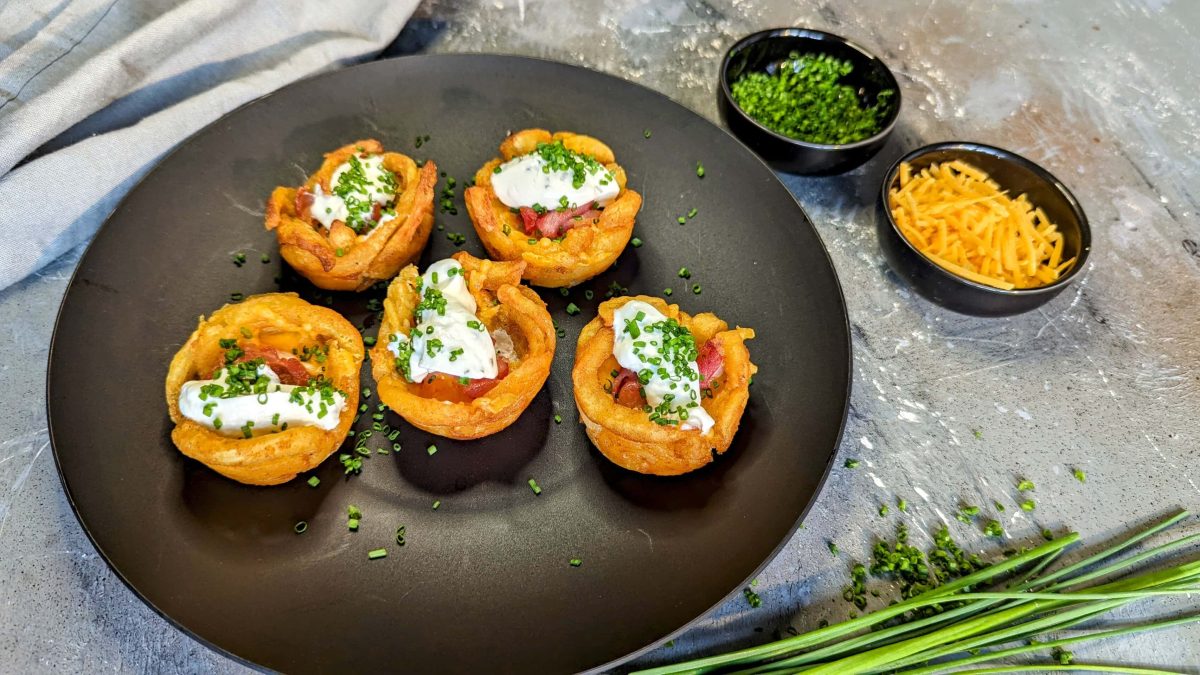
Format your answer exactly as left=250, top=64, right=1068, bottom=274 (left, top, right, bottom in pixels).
left=265, top=139, right=437, bottom=291
left=165, top=293, right=364, bottom=485
left=464, top=129, right=643, bottom=288
left=572, top=295, right=756, bottom=476
left=370, top=251, right=555, bottom=440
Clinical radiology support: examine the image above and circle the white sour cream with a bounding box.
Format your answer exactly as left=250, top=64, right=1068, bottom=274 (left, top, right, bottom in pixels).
left=179, top=364, right=346, bottom=437
left=611, top=300, right=715, bottom=434
left=387, top=259, right=498, bottom=382
left=310, top=153, right=397, bottom=230
left=491, top=153, right=618, bottom=210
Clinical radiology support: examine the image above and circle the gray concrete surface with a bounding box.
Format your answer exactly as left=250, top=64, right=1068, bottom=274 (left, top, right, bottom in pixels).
left=4, top=0, right=1200, bottom=672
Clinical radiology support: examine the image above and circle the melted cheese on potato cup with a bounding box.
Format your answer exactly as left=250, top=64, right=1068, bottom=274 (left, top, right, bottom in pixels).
left=464, top=129, right=642, bottom=288
left=370, top=252, right=555, bottom=440
left=165, top=293, right=364, bottom=485
left=265, top=139, right=437, bottom=291
left=572, top=295, right=756, bottom=476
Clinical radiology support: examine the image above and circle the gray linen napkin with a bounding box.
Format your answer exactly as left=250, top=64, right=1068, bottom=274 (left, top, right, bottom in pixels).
left=0, top=0, right=419, bottom=292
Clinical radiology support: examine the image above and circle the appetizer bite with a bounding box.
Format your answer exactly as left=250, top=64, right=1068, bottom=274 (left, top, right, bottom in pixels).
left=572, top=296, right=755, bottom=476
left=265, top=140, right=437, bottom=291
left=165, top=293, right=364, bottom=485
left=464, top=129, right=642, bottom=287
left=371, top=251, right=555, bottom=439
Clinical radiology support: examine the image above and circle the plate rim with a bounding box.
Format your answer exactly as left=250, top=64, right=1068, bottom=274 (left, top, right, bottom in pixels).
left=44, top=52, right=852, bottom=674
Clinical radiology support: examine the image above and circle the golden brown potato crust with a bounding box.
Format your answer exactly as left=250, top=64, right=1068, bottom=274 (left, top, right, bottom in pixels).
left=370, top=251, right=555, bottom=439
left=265, top=139, right=437, bottom=291
left=572, top=295, right=756, bottom=476
left=464, top=129, right=642, bottom=288
left=165, top=293, right=364, bottom=485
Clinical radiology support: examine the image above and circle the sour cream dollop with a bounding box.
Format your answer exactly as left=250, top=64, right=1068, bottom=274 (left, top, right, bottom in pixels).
left=491, top=152, right=618, bottom=211
left=310, top=153, right=398, bottom=231
left=611, top=300, right=715, bottom=434
left=179, top=364, right=346, bottom=437
left=387, top=259, right=498, bottom=382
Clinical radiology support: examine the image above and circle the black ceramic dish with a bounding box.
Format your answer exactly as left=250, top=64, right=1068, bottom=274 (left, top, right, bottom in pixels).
left=47, top=55, right=851, bottom=673
left=877, top=142, right=1091, bottom=317
left=719, top=28, right=901, bottom=175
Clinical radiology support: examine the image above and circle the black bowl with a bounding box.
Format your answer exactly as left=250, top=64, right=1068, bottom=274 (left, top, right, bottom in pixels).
left=876, top=142, right=1092, bottom=317
left=718, top=28, right=901, bottom=175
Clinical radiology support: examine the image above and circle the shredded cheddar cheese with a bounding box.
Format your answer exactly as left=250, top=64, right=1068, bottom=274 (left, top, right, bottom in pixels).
left=889, top=160, right=1076, bottom=291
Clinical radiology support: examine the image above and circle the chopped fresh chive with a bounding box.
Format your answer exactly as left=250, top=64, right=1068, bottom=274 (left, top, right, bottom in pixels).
left=368, top=548, right=388, bottom=560
left=1017, top=479, right=1035, bottom=491
left=696, top=161, right=705, bottom=178
left=565, top=302, right=580, bottom=316
left=677, top=216, right=686, bottom=224
left=878, top=504, right=890, bottom=517
left=844, top=458, right=860, bottom=469
left=427, top=444, right=438, bottom=456
left=643, top=129, right=652, bottom=138
left=678, top=267, right=691, bottom=279
left=293, top=521, right=307, bottom=534
left=1020, top=499, right=1036, bottom=511
left=687, top=207, right=698, bottom=218
left=828, top=541, right=839, bottom=556
left=528, top=478, right=542, bottom=495
left=1073, top=467, right=1087, bottom=483
left=261, top=253, right=270, bottom=263
left=742, top=587, right=762, bottom=607
left=306, top=476, right=320, bottom=488
left=554, top=414, right=562, bottom=424
left=569, top=558, right=582, bottom=567
left=692, top=284, right=702, bottom=294
left=348, top=518, right=359, bottom=531
left=363, top=336, right=376, bottom=347
left=897, top=498, right=908, bottom=513
left=432, top=500, right=441, bottom=510
left=395, top=525, right=406, bottom=546
left=630, top=237, right=643, bottom=248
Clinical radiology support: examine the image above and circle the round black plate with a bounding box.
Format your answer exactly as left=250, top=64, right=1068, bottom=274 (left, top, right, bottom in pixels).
left=47, top=55, right=850, bottom=674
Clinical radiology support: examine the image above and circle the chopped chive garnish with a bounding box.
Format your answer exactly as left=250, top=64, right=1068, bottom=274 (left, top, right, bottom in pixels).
left=293, top=521, right=307, bottom=534
left=692, top=284, right=702, bottom=294
left=584, top=289, right=594, bottom=300
left=643, top=129, right=652, bottom=138
left=528, top=478, right=542, bottom=495
left=432, top=500, right=441, bottom=510
left=897, top=498, right=908, bottom=512
left=569, top=558, right=582, bottom=567
left=348, top=518, right=359, bottom=531
left=306, top=476, right=320, bottom=488
left=553, top=414, right=562, bottom=424
left=828, top=541, right=839, bottom=556
left=363, top=387, right=372, bottom=399
left=678, top=267, right=691, bottom=278
left=1073, top=467, right=1087, bottom=482
left=395, top=525, right=406, bottom=546
left=1017, top=479, right=1035, bottom=491
left=368, top=548, right=388, bottom=560
left=565, top=302, right=580, bottom=316
left=677, top=216, right=686, bottom=224
left=559, top=287, right=570, bottom=297
left=878, top=504, right=890, bottom=517
left=261, top=253, right=270, bottom=263
left=663, top=288, right=673, bottom=296
left=696, top=161, right=705, bottom=178
left=1020, top=499, right=1036, bottom=511
left=348, top=505, right=362, bottom=519
left=427, top=444, right=437, bottom=456
left=844, top=458, right=860, bottom=468
left=631, top=237, right=643, bottom=248
left=363, top=336, right=376, bottom=347
left=687, top=207, right=698, bottom=218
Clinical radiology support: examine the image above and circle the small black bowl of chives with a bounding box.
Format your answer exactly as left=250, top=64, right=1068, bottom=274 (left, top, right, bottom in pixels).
left=718, top=28, right=902, bottom=175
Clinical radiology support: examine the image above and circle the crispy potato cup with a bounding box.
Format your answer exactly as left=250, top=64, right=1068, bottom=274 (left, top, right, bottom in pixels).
left=464, top=129, right=642, bottom=288
left=165, top=293, right=364, bottom=485
left=371, top=251, right=555, bottom=439
left=265, top=139, right=437, bottom=291
left=572, top=296, right=756, bottom=476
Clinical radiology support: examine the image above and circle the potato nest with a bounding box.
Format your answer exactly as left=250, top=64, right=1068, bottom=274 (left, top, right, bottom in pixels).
left=165, top=293, right=364, bottom=485
left=464, top=129, right=642, bottom=288
left=265, top=139, right=437, bottom=291
left=571, top=295, right=756, bottom=476
left=370, top=251, right=555, bottom=439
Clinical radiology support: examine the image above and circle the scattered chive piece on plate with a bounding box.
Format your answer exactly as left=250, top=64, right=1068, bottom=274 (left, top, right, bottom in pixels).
left=363, top=336, right=376, bottom=347
left=687, top=207, right=698, bottom=218
left=395, top=526, right=406, bottom=546
left=742, top=587, right=761, bottom=608
left=432, top=500, right=441, bottom=510
left=554, top=414, right=562, bottom=424
left=348, top=505, right=362, bottom=520
left=677, top=216, right=686, bottom=224
left=569, top=558, right=582, bottom=567
left=1020, top=499, right=1036, bottom=511
left=828, top=541, right=839, bottom=556
left=1074, top=467, right=1087, bottom=482
left=692, top=284, right=702, bottom=294
left=844, top=458, right=860, bottom=469
left=678, top=267, right=691, bottom=279
left=643, top=129, right=652, bottom=138
left=566, top=302, right=580, bottom=316
left=528, top=478, right=542, bottom=495
left=306, top=476, right=320, bottom=488
left=663, top=288, right=673, bottom=296
left=348, top=518, right=359, bottom=531
left=367, top=548, right=387, bottom=560
left=1017, top=479, right=1035, bottom=491
left=427, top=444, right=437, bottom=456
left=261, top=253, right=270, bottom=263
left=293, top=521, right=307, bottom=534
left=631, top=237, right=643, bottom=248
left=696, top=161, right=705, bottom=178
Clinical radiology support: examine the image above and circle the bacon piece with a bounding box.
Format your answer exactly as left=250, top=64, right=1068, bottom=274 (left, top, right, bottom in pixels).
left=370, top=202, right=382, bottom=223
left=237, top=344, right=311, bottom=385
left=611, top=367, right=645, bottom=408
left=697, top=339, right=724, bottom=388
left=294, top=187, right=314, bottom=216
left=518, top=202, right=601, bottom=239
left=461, top=357, right=510, bottom=399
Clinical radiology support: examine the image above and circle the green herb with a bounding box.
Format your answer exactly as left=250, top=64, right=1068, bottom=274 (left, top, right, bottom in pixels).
left=695, top=162, right=705, bottom=178
left=742, top=587, right=762, bottom=608
left=347, top=518, right=359, bottom=531
left=565, top=302, right=581, bottom=316
left=729, top=51, right=895, bottom=145
left=687, top=207, right=698, bottom=219
left=569, top=558, right=582, bottom=567
left=260, top=253, right=270, bottom=264
left=306, top=476, right=320, bottom=488
left=983, top=519, right=1005, bottom=537
left=528, top=478, right=542, bottom=495
left=1017, top=479, right=1035, bottom=491
left=631, top=237, right=643, bottom=248
left=663, top=288, right=673, bottom=296
left=395, top=525, right=406, bottom=546
left=293, top=521, right=307, bottom=534
left=367, top=548, right=387, bottom=560
left=1020, top=499, right=1036, bottom=511
left=878, top=504, right=890, bottom=517
left=994, top=500, right=1006, bottom=512
left=972, top=428, right=983, bottom=439
left=643, top=129, right=652, bottom=138
left=427, top=444, right=437, bottom=456
left=554, top=414, right=562, bottom=424
left=229, top=292, right=244, bottom=303
left=828, top=541, right=839, bottom=556
left=432, top=500, right=441, bottom=510
left=232, top=252, right=246, bottom=266
left=691, top=284, right=702, bottom=295
left=1073, top=467, right=1087, bottom=483
left=677, top=267, right=691, bottom=279
left=677, top=216, right=686, bottom=225
left=844, top=458, right=860, bottom=469
left=897, top=498, right=908, bottom=513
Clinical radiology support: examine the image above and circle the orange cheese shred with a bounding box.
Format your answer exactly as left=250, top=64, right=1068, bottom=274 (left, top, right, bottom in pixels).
left=889, top=160, right=1075, bottom=291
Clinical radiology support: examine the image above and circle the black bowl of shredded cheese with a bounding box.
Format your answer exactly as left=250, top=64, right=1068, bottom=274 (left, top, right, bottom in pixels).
left=719, top=28, right=901, bottom=175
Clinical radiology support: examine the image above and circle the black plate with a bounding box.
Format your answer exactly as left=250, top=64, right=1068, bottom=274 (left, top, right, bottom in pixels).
left=47, top=55, right=850, bottom=674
